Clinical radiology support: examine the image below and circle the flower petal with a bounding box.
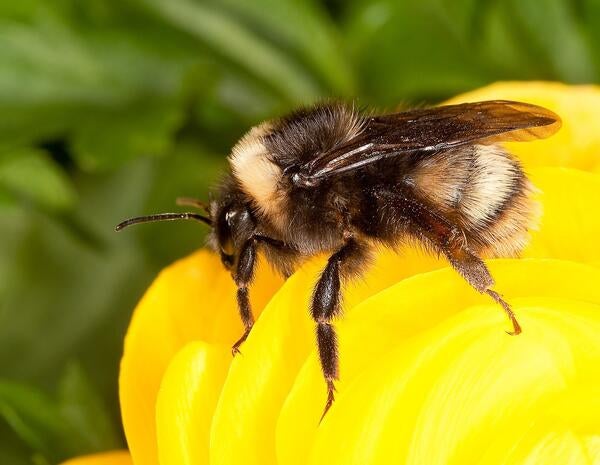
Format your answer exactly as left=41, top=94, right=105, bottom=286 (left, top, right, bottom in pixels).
left=477, top=385, right=600, bottom=464
left=447, top=81, right=600, bottom=173
left=312, top=300, right=600, bottom=465
left=208, top=248, right=445, bottom=465
left=59, top=451, right=132, bottom=465
left=119, top=250, right=281, bottom=465
left=278, top=260, right=600, bottom=465
left=155, top=341, right=230, bottom=465
left=525, top=168, right=600, bottom=264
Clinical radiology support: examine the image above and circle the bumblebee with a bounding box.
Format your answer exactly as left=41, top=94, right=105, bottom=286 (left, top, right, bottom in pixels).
left=117, top=100, right=560, bottom=417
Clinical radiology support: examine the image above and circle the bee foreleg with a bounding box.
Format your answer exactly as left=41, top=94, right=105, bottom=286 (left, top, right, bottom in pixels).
left=311, top=238, right=364, bottom=420
left=232, top=237, right=258, bottom=355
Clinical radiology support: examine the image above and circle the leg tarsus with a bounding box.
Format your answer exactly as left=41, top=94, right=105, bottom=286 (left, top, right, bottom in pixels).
left=486, top=289, right=521, bottom=335
left=319, top=379, right=336, bottom=423
left=231, top=327, right=252, bottom=356
left=316, top=321, right=339, bottom=420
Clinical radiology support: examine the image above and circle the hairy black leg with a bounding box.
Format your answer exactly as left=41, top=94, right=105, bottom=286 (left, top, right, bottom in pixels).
left=311, top=239, right=362, bottom=420
left=400, top=194, right=522, bottom=335
left=231, top=235, right=299, bottom=355
left=232, top=238, right=257, bottom=355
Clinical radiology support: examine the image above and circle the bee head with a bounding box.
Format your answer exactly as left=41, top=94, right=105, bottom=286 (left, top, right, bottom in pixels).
left=116, top=177, right=256, bottom=273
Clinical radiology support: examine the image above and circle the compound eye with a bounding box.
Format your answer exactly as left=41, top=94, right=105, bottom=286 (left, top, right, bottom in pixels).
left=225, top=210, right=238, bottom=226
left=217, top=208, right=235, bottom=257
left=217, top=205, right=251, bottom=260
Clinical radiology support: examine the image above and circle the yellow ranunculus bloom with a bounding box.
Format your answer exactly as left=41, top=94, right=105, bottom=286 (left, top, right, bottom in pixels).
left=61, top=82, right=600, bottom=465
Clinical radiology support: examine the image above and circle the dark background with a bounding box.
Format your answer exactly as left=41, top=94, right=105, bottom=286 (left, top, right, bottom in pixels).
left=0, top=0, right=598, bottom=463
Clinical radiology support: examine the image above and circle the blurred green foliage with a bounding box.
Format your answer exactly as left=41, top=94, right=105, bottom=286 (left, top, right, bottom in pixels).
left=0, top=0, right=598, bottom=463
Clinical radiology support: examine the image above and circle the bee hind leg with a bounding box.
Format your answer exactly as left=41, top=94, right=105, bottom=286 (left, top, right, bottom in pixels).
left=444, top=246, right=521, bottom=335
left=400, top=194, right=521, bottom=335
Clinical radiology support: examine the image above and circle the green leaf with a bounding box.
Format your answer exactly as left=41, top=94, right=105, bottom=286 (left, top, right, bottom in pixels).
left=581, top=1, right=600, bottom=74
left=0, top=381, right=66, bottom=461
left=207, top=0, right=356, bottom=95
left=344, top=0, right=490, bottom=102
left=345, top=0, right=599, bottom=103
left=0, top=6, right=194, bottom=154
left=0, top=148, right=77, bottom=211
left=479, top=0, right=597, bottom=83
left=136, top=0, right=322, bottom=102
left=514, top=0, right=596, bottom=81
left=0, top=186, right=17, bottom=208
left=0, top=146, right=226, bottom=459
left=0, top=365, right=122, bottom=462
left=0, top=160, right=156, bottom=390
left=71, top=97, right=184, bottom=172
left=0, top=425, right=33, bottom=465
left=57, top=362, right=121, bottom=452
left=0, top=160, right=157, bottom=461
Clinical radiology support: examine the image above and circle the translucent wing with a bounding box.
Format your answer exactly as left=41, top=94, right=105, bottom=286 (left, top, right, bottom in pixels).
left=294, top=100, right=561, bottom=185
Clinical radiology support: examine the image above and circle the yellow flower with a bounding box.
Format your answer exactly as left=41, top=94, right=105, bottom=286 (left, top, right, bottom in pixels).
left=62, top=82, right=600, bottom=465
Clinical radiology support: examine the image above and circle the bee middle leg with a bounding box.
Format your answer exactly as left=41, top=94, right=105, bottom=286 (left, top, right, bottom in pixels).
left=311, top=238, right=366, bottom=420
